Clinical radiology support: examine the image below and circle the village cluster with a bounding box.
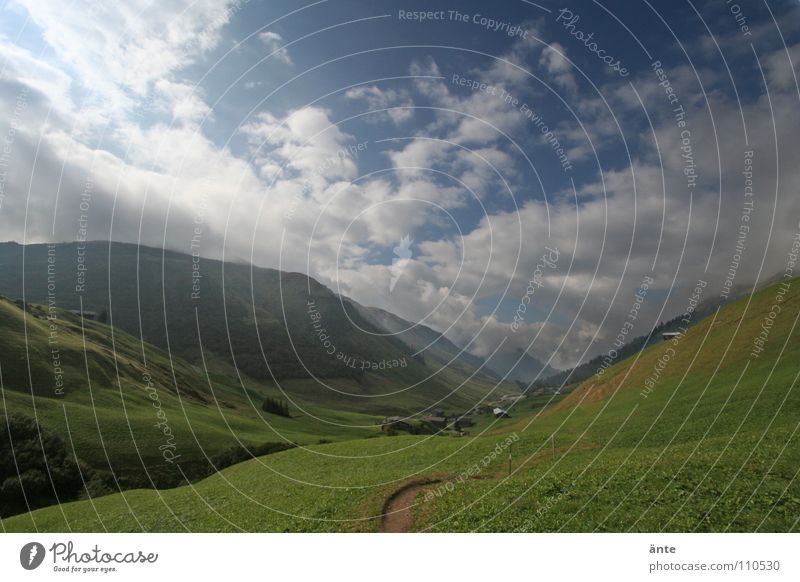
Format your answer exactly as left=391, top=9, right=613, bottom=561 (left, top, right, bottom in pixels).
left=379, top=393, right=528, bottom=436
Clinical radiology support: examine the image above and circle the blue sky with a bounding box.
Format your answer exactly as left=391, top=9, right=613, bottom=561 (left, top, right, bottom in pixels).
left=1, top=0, right=799, bottom=369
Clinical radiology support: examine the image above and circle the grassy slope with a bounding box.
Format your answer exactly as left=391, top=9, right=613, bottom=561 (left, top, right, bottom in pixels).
left=3, top=278, right=799, bottom=532
left=416, top=278, right=800, bottom=532
left=0, top=242, right=505, bottom=414
left=0, top=297, right=380, bottom=484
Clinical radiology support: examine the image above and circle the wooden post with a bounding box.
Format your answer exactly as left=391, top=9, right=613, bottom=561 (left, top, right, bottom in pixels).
left=508, top=443, right=512, bottom=477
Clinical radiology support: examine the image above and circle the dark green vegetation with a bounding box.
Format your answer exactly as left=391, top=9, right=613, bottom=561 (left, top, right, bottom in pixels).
left=261, top=397, right=291, bottom=418
left=3, top=276, right=797, bottom=532
left=0, top=415, right=86, bottom=518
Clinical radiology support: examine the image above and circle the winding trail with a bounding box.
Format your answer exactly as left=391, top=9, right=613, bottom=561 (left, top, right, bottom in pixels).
left=381, top=480, right=440, bottom=533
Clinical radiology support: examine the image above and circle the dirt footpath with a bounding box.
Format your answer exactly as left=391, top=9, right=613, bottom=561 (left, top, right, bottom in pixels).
left=381, top=480, right=439, bottom=533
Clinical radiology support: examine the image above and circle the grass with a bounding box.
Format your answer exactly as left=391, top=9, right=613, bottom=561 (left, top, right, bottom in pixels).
left=2, top=278, right=799, bottom=532
left=0, top=296, right=382, bottom=490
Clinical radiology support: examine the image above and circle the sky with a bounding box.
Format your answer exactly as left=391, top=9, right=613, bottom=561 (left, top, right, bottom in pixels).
left=0, top=0, right=799, bottom=370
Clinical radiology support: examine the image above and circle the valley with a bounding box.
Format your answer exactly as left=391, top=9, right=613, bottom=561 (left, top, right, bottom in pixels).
left=2, top=258, right=797, bottom=532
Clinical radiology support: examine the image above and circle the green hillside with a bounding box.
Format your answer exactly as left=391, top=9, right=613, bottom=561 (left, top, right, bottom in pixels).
left=4, top=277, right=798, bottom=532
left=0, top=295, right=381, bottom=512
left=0, top=242, right=506, bottom=414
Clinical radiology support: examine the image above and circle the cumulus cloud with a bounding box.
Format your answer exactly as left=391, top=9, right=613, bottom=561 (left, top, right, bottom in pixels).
left=153, top=80, right=211, bottom=125
left=10, top=0, right=235, bottom=121
left=241, top=106, right=359, bottom=183
left=345, top=85, right=414, bottom=125
left=539, top=42, right=577, bottom=91
left=258, top=31, right=293, bottom=65
left=763, top=43, right=800, bottom=91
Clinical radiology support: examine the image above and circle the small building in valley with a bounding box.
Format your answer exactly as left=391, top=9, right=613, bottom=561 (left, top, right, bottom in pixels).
left=452, top=416, right=474, bottom=429
left=421, top=415, right=448, bottom=428
left=68, top=309, right=96, bottom=318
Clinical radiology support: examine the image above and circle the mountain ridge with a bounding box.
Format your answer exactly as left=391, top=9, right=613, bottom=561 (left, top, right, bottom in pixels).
left=0, top=240, right=506, bottom=409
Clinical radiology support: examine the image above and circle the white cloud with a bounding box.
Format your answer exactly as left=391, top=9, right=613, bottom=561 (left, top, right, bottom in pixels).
left=539, top=42, right=577, bottom=91
left=345, top=85, right=414, bottom=125
left=153, top=79, right=211, bottom=125
left=241, top=106, right=358, bottom=183
left=258, top=31, right=293, bottom=65
left=410, top=58, right=520, bottom=145
left=763, top=44, right=800, bottom=91
left=0, top=35, right=72, bottom=110
left=11, top=0, right=235, bottom=120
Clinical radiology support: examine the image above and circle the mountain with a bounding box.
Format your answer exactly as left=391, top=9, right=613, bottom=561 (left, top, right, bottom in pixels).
left=5, top=276, right=797, bottom=532
left=484, top=347, right=556, bottom=384
left=351, top=303, right=498, bottom=380
left=0, top=241, right=501, bottom=413
left=0, top=240, right=516, bottom=516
